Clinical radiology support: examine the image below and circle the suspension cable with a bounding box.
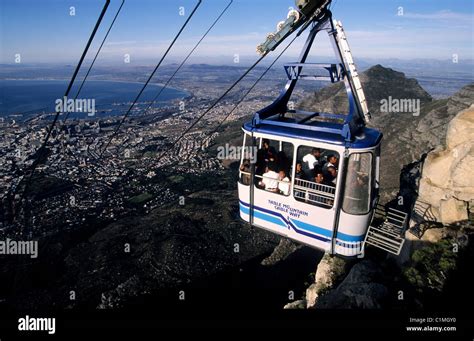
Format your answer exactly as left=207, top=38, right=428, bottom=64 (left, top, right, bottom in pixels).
left=138, top=0, right=233, bottom=118
left=155, top=53, right=267, bottom=162
left=62, top=0, right=125, bottom=123
left=156, top=24, right=309, bottom=163
left=99, top=0, right=202, bottom=156
left=204, top=33, right=300, bottom=145
left=46, top=0, right=126, bottom=172
left=14, top=0, right=111, bottom=228
left=19, top=0, right=111, bottom=192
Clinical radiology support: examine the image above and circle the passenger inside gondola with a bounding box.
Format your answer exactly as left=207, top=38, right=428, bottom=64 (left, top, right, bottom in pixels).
left=256, top=139, right=276, bottom=175
left=295, top=161, right=306, bottom=180
left=239, top=158, right=251, bottom=185
left=255, top=148, right=266, bottom=176
left=276, top=150, right=290, bottom=175
left=262, top=139, right=276, bottom=163
left=278, top=169, right=291, bottom=195
left=325, top=166, right=337, bottom=186
left=323, top=154, right=338, bottom=174
left=302, top=148, right=322, bottom=179
left=314, top=171, right=324, bottom=184
left=258, top=162, right=279, bottom=192
left=313, top=170, right=334, bottom=207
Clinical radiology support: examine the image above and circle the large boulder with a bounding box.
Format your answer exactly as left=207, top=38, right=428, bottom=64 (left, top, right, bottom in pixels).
left=283, top=300, right=306, bottom=309
left=306, top=253, right=349, bottom=308
left=447, top=105, right=474, bottom=149
left=415, top=105, right=474, bottom=224
left=314, top=260, right=388, bottom=309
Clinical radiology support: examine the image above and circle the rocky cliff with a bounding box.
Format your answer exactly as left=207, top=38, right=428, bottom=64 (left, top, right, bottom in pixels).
left=414, top=105, right=474, bottom=224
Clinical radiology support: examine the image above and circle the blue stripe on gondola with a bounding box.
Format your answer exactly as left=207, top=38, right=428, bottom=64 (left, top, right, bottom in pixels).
left=287, top=218, right=331, bottom=243
left=239, top=201, right=330, bottom=243
left=336, top=231, right=365, bottom=242
left=289, top=218, right=333, bottom=239
left=239, top=203, right=286, bottom=228
left=239, top=200, right=365, bottom=245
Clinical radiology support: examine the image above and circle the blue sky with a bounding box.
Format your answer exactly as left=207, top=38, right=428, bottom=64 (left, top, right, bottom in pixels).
left=0, top=0, right=473, bottom=64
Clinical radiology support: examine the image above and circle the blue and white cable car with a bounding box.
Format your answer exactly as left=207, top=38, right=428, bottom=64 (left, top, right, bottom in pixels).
left=237, top=3, right=388, bottom=258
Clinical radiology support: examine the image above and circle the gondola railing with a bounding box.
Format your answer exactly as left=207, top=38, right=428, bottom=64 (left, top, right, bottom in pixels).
left=240, top=171, right=336, bottom=208
left=294, top=178, right=335, bottom=208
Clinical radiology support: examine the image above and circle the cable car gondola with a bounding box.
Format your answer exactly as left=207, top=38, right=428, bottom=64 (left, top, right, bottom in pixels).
left=237, top=1, right=389, bottom=258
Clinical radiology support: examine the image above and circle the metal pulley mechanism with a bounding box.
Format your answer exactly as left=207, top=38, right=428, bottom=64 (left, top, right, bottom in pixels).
left=256, top=0, right=331, bottom=55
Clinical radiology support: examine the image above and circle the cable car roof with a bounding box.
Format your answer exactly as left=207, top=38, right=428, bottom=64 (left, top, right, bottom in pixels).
left=243, top=118, right=382, bottom=149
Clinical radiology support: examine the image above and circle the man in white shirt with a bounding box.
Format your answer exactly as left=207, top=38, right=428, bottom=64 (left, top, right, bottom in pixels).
left=278, top=170, right=291, bottom=195
left=302, top=148, right=321, bottom=178
left=259, top=163, right=279, bottom=192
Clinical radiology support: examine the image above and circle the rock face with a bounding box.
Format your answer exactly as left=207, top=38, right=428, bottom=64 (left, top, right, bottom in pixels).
left=305, top=253, right=348, bottom=308
left=415, top=105, right=474, bottom=224
left=314, top=260, right=388, bottom=309
left=283, top=300, right=306, bottom=309
left=370, top=83, right=473, bottom=202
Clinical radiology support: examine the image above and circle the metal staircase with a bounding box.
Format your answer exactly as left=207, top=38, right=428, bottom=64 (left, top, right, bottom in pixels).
left=363, top=206, right=408, bottom=255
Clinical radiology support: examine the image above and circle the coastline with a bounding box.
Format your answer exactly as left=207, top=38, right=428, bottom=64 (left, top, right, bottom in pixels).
left=0, top=79, right=193, bottom=117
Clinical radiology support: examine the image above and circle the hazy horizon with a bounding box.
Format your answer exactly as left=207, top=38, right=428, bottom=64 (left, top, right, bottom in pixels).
left=1, top=0, right=473, bottom=64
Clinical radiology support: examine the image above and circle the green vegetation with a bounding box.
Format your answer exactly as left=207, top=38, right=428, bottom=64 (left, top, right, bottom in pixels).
left=127, top=192, right=153, bottom=204
left=28, top=175, right=73, bottom=199
left=142, top=151, right=158, bottom=158
left=168, top=175, right=185, bottom=184
left=404, top=239, right=458, bottom=293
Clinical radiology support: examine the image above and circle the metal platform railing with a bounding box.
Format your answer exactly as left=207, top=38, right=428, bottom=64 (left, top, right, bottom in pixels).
left=363, top=206, right=407, bottom=255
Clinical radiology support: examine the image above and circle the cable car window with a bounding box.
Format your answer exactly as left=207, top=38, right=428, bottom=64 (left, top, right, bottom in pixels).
left=293, top=146, right=338, bottom=208
left=342, top=153, right=372, bottom=215
left=238, top=133, right=256, bottom=186
left=254, top=138, right=294, bottom=196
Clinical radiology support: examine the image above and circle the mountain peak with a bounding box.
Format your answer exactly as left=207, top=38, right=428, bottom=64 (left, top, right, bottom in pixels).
left=363, top=64, right=406, bottom=80
left=299, top=64, right=432, bottom=116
